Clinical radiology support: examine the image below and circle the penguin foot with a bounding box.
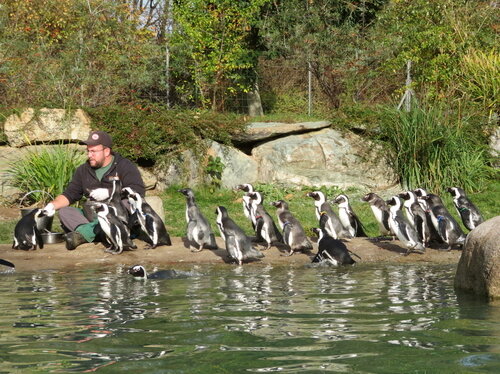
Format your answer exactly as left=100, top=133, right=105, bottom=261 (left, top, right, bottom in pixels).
left=190, top=245, right=203, bottom=252
left=281, top=250, right=294, bottom=257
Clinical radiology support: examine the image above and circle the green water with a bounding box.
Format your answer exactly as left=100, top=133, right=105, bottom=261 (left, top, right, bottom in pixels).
left=0, top=264, right=499, bottom=373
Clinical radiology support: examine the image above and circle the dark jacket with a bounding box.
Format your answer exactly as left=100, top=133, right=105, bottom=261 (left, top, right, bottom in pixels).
left=62, top=152, right=145, bottom=204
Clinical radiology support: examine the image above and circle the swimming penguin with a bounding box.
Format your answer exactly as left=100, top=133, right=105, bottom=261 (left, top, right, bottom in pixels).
left=122, top=187, right=171, bottom=249
left=306, top=191, right=346, bottom=239
left=312, top=226, right=356, bottom=266
left=178, top=188, right=218, bottom=252
left=398, top=191, right=430, bottom=247
left=333, top=194, right=367, bottom=238
left=235, top=184, right=255, bottom=228
left=361, top=192, right=393, bottom=238
left=0, top=259, right=15, bottom=274
left=247, top=191, right=283, bottom=249
left=422, top=194, right=466, bottom=250
left=386, top=196, right=425, bottom=255
left=271, top=200, right=313, bottom=256
left=446, top=187, right=484, bottom=231
left=215, top=206, right=264, bottom=265
left=95, top=202, right=136, bottom=254
left=128, top=265, right=197, bottom=280
left=12, top=208, right=47, bottom=250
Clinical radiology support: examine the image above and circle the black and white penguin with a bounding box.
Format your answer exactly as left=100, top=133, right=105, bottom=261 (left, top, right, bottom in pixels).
left=333, top=194, right=367, bottom=238
left=312, top=227, right=356, bottom=266
left=413, top=188, right=443, bottom=246
left=247, top=191, right=283, bottom=249
left=271, top=200, right=313, bottom=256
left=122, top=187, right=171, bottom=249
left=447, top=187, right=484, bottom=231
left=95, top=202, right=136, bottom=254
left=422, top=194, right=466, bottom=250
left=235, top=183, right=256, bottom=229
left=361, top=192, right=393, bottom=238
left=178, top=188, right=218, bottom=252
left=386, top=196, right=425, bottom=255
left=106, top=174, right=129, bottom=225
left=306, top=191, right=346, bottom=239
left=128, top=265, right=196, bottom=280
left=0, top=259, right=15, bottom=274
left=215, top=206, right=264, bottom=265
left=12, top=208, right=46, bottom=250
left=398, top=190, right=430, bottom=247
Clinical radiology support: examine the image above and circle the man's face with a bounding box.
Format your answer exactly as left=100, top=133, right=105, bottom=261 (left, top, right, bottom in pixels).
left=87, top=145, right=109, bottom=168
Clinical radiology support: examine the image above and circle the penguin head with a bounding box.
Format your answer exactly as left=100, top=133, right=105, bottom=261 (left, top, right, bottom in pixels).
left=386, top=196, right=401, bottom=209
left=271, top=200, right=288, bottom=210
left=306, top=191, right=325, bottom=203
left=447, top=187, right=465, bottom=199
left=398, top=191, right=416, bottom=204
left=178, top=188, right=194, bottom=198
left=422, top=193, right=443, bottom=207
left=121, top=187, right=134, bottom=199
left=413, top=188, right=428, bottom=198
left=215, top=206, right=228, bottom=219
left=34, top=208, right=46, bottom=220
left=128, top=265, right=147, bottom=279
left=333, top=194, right=348, bottom=207
left=312, top=227, right=324, bottom=240
left=247, top=191, right=263, bottom=204
left=235, top=184, right=253, bottom=193
left=94, top=203, right=109, bottom=215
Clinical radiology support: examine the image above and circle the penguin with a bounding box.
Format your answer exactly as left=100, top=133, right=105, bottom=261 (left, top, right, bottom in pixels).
left=447, top=187, right=484, bottom=231
left=235, top=184, right=255, bottom=228
left=178, top=188, right=218, bottom=252
left=0, top=259, right=15, bottom=274
left=247, top=191, right=283, bottom=249
left=95, top=202, right=136, bottom=254
left=122, top=187, right=171, bottom=249
left=398, top=190, right=430, bottom=247
left=271, top=200, right=313, bottom=256
left=106, top=174, right=129, bottom=225
left=306, top=191, right=346, bottom=239
left=422, top=194, right=466, bottom=250
left=386, top=196, right=425, bottom=255
left=361, top=192, right=393, bottom=238
left=12, top=208, right=46, bottom=250
left=413, top=188, right=443, bottom=246
left=215, top=206, right=264, bottom=265
left=333, top=194, right=367, bottom=238
left=312, top=227, right=356, bottom=266
left=128, top=265, right=197, bottom=280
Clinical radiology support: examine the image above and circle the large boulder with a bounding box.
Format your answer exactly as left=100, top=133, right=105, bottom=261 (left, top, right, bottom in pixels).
left=251, top=128, right=396, bottom=189
left=233, top=121, right=331, bottom=143
left=454, top=216, right=500, bottom=299
left=4, top=108, right=92, bottom=147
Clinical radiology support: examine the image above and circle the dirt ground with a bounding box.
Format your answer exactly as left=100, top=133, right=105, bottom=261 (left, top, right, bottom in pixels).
left=1, top=234, right=462, bottom=272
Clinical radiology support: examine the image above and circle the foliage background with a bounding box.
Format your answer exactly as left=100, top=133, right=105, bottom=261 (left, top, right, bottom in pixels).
left=0, top=0, right=498, bottom=193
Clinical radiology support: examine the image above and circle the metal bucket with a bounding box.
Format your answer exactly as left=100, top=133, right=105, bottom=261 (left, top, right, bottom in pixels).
left=41, top=232, right=64, bottom=244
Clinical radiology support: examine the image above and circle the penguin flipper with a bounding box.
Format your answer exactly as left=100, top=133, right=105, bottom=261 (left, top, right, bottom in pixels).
left=255, top=216, right=265, bottom=242
left=35, top=228, right=44, bottom=249
left=437, top=216, right=448, bottom=243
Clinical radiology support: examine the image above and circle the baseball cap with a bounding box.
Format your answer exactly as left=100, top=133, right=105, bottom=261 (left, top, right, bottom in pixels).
left=83, top=131, right=113, bottom=148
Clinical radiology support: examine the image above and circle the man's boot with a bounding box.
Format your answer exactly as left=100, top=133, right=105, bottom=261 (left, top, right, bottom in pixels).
left=65, top=231, right=88, bottom=250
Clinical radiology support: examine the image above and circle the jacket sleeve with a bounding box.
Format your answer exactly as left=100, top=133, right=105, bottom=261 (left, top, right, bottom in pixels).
left=62, top=165, right=85, bottom=204
left=119, top=158, right=146, bottom=197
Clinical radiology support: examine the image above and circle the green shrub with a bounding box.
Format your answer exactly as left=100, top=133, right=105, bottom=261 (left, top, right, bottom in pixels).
left=7, top=144, right=86, bottom=205
left=380, top=104, right=492, bottom=193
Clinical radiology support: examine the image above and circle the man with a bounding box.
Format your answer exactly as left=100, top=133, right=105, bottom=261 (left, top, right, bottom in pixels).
left=44, top=130, right=145, bottom=250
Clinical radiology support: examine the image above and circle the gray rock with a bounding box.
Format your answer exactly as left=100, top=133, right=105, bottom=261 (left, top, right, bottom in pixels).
left=154, top=150, right=206, bottom=189
left=252, top=128, right=396, bottom=189
left=489, top=126, right=499, bottom=167
left=207, top=141, right=258, bottom=188
left=138, top=167, right=157, bottom=191
left=454, top=216, right=500, bottom=299
left=234, top=121, right=331, bottom=143
left=4, top=108, right=92, bottom=147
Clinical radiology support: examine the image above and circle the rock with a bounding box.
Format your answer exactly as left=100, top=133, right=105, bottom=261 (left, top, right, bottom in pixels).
left=489, top=126, right=499, bottom=168
left=154, top=150, right=206, bottom=189
left=138, top=167, right=157, bottom=191
left=207, top=141, right=258, bottom=188
left=233, top=121, right=331, bottom=143
left=4, top=108, right=92, bottom=147
left=252, top=128, right=396, bottom=189
left=145, top=195, right=165, bottom=222
left=454, top=216, right=500, bottom=299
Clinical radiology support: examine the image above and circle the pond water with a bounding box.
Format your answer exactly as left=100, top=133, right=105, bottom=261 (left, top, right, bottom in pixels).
left=0, top=263, right=499, bottom=373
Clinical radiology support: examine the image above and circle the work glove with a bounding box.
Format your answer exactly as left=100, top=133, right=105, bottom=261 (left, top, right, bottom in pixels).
left=89, top=188, right=110, bottom=201
left=43, top=202, right=56, bottom=217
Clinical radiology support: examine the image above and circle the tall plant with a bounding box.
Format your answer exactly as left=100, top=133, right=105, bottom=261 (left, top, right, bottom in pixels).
left=8, top=144, right=86, bottom=205
left=381, top=104, right=492, bottom=193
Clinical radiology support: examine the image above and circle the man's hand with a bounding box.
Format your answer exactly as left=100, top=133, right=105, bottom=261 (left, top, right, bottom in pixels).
left=43, top=202, right=56, bottom=217
left=89, top=188, right=110, bottom=201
